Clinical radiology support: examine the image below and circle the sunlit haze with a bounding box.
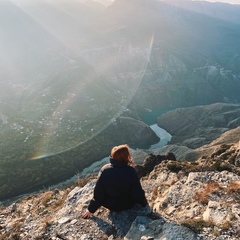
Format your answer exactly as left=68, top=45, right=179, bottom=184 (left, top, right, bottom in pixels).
left=192, top=0, right=240, bottom=4
left=1, top=0, right=240, bottom=202
left=100, top=0, right=240, bottom=6
left=159, top=0, right=240, bottom=5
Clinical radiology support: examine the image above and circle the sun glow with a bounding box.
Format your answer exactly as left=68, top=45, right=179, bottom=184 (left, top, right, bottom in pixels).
left=6, top=0, right=157, bottom=159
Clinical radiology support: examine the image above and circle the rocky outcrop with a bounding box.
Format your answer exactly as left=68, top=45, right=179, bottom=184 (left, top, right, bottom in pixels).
left=185, top=126, right=240, bottom=162
left=141, top=141, right=240, bottom=239
left=157, top=103, right=240, bottom=149
left=135, top=152, right=176, bottom=178
left=124, top=216, right=197, bottom=240
left=0, top=180, right=197, bottom=240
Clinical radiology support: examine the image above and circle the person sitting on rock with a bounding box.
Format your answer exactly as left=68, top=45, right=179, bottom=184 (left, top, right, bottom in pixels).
left=82, top=144, right=148, bottom=218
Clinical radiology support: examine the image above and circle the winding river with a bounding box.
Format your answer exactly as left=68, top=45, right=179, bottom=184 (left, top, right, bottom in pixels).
left=150, top=124, right=172, bottom=149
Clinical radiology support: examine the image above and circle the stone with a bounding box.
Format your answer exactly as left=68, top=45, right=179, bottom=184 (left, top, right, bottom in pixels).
left=58, top=217, right=70, bottom=224
left=124, top=216, right=197, bottom=240
left=202, top=201, right=233, bottom=228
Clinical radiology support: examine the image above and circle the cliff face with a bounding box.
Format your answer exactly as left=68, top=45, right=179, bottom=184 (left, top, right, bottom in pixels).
left=152, top=103, right=240, bottom=163
left=141, top=143, right=240, bottom=233
left=1, top=128, right=239, bottom=240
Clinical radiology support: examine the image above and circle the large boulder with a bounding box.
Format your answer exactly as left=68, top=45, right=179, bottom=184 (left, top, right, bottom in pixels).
left=124, top=216, right=197, bottom=240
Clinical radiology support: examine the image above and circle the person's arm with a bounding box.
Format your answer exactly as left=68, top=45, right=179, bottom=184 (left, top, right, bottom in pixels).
left=82, top=173, right=106, bottom=218
left=131, top=169, right=148, bottom=206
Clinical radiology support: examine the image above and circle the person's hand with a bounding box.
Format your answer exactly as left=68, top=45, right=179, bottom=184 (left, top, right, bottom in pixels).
left=82, top=210, right=93, bottom=219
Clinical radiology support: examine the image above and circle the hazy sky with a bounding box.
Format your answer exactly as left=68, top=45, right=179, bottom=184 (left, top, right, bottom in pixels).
left=192, top=0, right=240, bottom=4
left=101, top=0, right=240, bottom=5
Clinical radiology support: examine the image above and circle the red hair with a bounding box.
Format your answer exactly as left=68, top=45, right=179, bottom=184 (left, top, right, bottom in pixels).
left=111, top=144, right=135, bottom=167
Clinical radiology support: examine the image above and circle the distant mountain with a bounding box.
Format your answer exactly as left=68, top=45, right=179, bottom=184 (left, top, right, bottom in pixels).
left=161, top=0, right=240, bottom=24
left=100, top=0, right=240, bottom=111
left=150, top=103, right=240, bottom=163
left=67, top=0, right=240, bottom=113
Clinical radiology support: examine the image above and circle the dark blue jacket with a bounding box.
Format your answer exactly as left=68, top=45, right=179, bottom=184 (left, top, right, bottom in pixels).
left=88, top=158, right=147, bottom=213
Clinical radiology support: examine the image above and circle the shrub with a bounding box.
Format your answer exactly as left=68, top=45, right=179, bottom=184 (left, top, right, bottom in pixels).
left=182, top=219, right=215, bottom=234
left=41, top=191, right=53, bottom=207
left=195, top=181, right=222, bottom=204
left=167, top=162, right=182, bottom=173
left=226, top=180, right=240, bottom=201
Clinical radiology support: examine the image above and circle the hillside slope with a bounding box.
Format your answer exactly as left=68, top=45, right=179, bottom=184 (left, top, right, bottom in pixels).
left=0, top=127, right=239, bottom=239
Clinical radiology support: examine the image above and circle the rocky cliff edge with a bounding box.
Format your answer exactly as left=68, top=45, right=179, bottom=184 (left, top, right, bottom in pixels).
left=0, top=127, right=240, bottom=240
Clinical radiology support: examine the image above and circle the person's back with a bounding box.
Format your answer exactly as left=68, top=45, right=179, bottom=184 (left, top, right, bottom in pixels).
left=82, top=144, right=148, bottom=218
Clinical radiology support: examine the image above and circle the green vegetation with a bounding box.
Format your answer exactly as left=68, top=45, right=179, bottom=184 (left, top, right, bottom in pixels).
left=166, top=161, right=183, bottom=173
left=0, top=119, right=112, bottom=200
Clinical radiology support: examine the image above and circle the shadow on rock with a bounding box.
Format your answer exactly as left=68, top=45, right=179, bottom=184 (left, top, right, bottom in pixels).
left=107, top=204, right=152, bottom=238
left=92, top=216, right=117, bottom=237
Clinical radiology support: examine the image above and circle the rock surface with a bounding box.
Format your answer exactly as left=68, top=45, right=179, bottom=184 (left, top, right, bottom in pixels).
left=124, top=216, right=197, bottom=240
